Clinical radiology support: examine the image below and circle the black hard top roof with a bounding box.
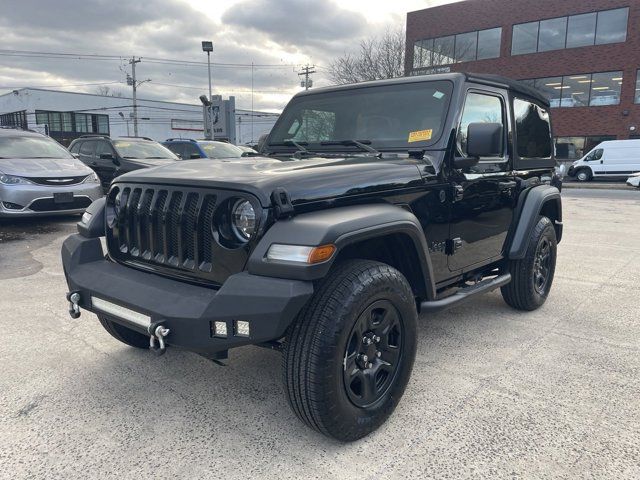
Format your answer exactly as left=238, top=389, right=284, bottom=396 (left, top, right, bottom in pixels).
left=295, top=72, right=549, bottom=107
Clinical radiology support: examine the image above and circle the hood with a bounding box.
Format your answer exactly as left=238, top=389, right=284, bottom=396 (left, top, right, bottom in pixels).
left=0, top=157, right=93, bottom=177
left=115, top=155, right=425, bottom=207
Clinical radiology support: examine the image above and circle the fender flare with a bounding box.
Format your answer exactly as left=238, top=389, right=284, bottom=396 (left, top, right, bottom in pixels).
left=508, top=185, right=562, bottom=259
left=247, top=203, right=437, bottom=299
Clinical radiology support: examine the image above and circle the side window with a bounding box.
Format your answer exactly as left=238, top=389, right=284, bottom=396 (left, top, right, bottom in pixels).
left=79, top=140, right=95, bottom=156
left=165, top=143, right=184, bottom=158
left=183, top=143, right=202, bottom=159
left=513, top=98, right=552, bottom=159
left=69, top=142, right=81, bottom=154
left=457, top=92, right=505, bottom=158
left=95, top=141, right=114, bottom=157
left=586, top=148, right=603, bottom=161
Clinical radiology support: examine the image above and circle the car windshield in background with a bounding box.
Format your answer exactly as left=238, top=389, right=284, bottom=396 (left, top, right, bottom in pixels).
left=112, top=140, right=177, bottom=160
left=268, top=80, right=454, bottom=152
left=0, top=136, right=74, bottom=159
left=199, top=142, right=243, bottom=159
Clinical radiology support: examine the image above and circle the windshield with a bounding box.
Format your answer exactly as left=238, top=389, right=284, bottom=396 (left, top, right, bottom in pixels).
left=268, top=80, right=453, bottom=152
left=199, top=142, right=243, bottom=159
left=0, top=135, right=74, bottom=159
left=113, top=140, right=178, bottom=160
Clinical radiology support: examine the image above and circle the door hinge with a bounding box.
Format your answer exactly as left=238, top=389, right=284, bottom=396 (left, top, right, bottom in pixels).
left=446, top=237, right=463, bottom=255
left=453, top=184, right=464, bottom=202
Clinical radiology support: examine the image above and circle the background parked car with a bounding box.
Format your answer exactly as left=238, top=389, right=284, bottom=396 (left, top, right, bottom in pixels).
left=568, top=139, right=640, bottom=182
left=237, top=145, right=258, bottom=155
left=162, top=138, right=244, bottom=160
left=0, top=128, right=102, bottom=218
left=69, top=135, right=178, bottom=189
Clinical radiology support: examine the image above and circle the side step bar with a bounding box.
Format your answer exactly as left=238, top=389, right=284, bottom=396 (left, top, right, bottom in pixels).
left=420, top=273, right=511, bottom=314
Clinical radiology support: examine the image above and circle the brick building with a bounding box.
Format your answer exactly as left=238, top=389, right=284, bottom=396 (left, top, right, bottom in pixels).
left=406, top=0, right=640, bottom=159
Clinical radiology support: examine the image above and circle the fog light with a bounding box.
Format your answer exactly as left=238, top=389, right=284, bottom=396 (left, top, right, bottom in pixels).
left=2, top=201, right=23, bottom=210
left=235, top=320, right=250, bottom=337
left=213, top=321, right=227, bottom=338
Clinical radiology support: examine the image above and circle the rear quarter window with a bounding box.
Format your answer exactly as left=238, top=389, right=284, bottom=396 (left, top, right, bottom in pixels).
left=513, top=98, right=555, bottom=169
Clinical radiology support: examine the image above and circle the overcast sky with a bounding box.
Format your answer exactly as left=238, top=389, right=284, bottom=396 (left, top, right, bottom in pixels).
left=0, top=0, right=461, bottom=112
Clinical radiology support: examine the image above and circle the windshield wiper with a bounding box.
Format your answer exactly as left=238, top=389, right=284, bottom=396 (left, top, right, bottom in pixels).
left=270, top=140, right=315, bottom=159
left=143, top=156, right=171, bottom=159
left=320, top=139, right=381, bottom=157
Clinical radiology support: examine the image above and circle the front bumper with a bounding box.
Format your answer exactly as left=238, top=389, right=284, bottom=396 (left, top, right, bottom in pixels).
left=0, top=182, right=103, bottom=217
left=61, top=234, right=314, bottom=355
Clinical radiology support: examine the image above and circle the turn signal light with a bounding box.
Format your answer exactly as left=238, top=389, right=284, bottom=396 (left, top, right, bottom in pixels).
left=308, top=244, right=336, bottom=264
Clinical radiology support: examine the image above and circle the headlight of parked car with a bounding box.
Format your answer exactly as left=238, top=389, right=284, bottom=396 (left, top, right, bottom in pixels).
left=83, top=172, right=100, bottom=184
left=0, top=174, right=34, bottom=185
left=231, top=199, right=256, bottom=241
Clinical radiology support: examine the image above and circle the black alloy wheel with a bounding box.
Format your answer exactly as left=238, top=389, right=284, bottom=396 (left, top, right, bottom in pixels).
left=343, top=300, right=404, bottom=408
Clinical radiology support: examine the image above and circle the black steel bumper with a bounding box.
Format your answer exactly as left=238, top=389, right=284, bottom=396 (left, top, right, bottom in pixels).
left=61, top=234, right=314, bottom=354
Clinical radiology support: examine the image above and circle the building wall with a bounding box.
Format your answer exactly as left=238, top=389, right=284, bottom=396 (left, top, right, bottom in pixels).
left=0, top=89, right=276, bottom=146
left=406, top=0, right=640, bottom=144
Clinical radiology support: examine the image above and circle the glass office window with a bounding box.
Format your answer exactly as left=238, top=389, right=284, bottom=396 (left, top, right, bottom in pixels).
left=413, top=39, right=433, bottom=68
left=560, top=74, right=590, bottom=107
left=538, top=17, right=567, bottom=52
left=589, top=71, right=622, bottom=106
left=75, top=113, right=89, bottom=132
left=595, top=8, right=629, bottom=45
left=477, top=27, right=501, bottom=60
left=61, top=112, right=73, bottom=132
left=35, top=112, right=48, bottom=125
left=97, top=115, right=109, bottom=134
left=455, top=31, right=477, bottom=63
left=566, top=12, right=597, bottom=48
left=512, top=22, right=539, bottom=55
left=534, top=77, right=563, bottom=108
left=514, top=99, right=552, bottom=158
left=433, top=35, right=455, bottom=65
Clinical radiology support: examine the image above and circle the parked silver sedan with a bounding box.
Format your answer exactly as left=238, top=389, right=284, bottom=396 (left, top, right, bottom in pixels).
left=0, top=129, right=102, bottom=218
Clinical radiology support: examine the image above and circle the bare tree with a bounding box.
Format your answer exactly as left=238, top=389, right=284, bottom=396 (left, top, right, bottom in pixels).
left=94, top=85, right=124, bottom=97
left=327, top=28, right=406, bottom=85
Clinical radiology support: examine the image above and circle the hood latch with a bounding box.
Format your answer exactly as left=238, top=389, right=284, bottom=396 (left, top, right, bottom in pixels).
left=271, top=187, right=295, bottom=219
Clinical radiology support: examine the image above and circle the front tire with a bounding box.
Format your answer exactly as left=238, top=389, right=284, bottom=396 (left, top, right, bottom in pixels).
left=97, top=314, right=149, bottom=349
left=575, top=168, right=592, bottom=182
left=501, top=216, right=557, bottom=311
left=283, top=260, right=417, bottom=442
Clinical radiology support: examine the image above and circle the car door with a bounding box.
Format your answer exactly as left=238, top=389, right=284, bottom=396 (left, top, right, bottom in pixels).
left=94, top=140, right=119, bottom=186
left=585, top=147, right=605, bottom=176
left=78, top=140, right=96, bottom=170
left=448, top=89, right=516, bottom=272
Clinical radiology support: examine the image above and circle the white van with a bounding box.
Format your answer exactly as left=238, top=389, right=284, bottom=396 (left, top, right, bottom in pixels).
left=569, top=139, right=640, bottom=182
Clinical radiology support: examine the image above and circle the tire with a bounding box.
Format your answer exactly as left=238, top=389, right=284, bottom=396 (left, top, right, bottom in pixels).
left=97, top=314, right=149, bottom=349
left=501, top=216, right=557, bottom=311
left=575, top=168, right=592, bottom=182
left=283, top=259, right=418, bottom=442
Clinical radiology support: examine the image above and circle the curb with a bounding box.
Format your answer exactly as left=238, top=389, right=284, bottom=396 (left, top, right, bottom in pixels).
left=562, top=182, right=632, bottom=191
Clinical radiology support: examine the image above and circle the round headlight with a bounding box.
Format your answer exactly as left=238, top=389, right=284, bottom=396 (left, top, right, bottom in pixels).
left=231, top=199, right=256, bottom=241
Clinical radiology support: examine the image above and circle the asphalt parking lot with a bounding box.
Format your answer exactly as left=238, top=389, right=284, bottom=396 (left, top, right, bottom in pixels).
left=1, top=188, right=639, bottom=479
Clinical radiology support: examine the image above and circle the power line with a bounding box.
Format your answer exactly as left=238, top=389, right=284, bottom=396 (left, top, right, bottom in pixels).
left=0, top=81, right=123, bottom=89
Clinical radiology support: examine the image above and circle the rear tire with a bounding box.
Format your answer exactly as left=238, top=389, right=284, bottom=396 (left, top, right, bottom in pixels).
left=283, top=259, right=417, bottom=442
left=575, top=168, right=592, bottom=182
left=501, top=216, right=557, bottom=311
left=97, top=314, right=149, bottom=349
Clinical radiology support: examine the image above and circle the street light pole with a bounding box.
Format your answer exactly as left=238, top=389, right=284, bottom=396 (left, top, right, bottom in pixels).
left=202, top=41, right=214, bottom=140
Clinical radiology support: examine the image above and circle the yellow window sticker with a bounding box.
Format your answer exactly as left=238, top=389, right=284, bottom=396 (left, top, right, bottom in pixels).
left=408, top=129, right=433, bottom=143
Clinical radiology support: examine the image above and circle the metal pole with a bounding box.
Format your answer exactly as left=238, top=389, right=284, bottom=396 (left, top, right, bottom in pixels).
left=207, top=51, right=214, bottom=140
left=130, top=57, right=140, bottom=137
left=251, top=62, right=254, bottom=143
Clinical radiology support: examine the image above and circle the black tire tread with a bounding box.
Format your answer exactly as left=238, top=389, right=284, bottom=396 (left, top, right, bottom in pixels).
left=283, top=259, right=416, bottom=441
left=501, top=216, right=557, bottom=311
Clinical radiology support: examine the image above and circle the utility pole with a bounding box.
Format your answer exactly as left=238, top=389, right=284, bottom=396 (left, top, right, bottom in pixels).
left=128, top=57, right=141, bottom=137
left=298, top=64, right=316, bottom=90
left=202, top=41, right=214, bottom=140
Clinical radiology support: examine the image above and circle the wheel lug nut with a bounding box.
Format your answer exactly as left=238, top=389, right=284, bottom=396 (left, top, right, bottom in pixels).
left=375, top=336, right=381, bottom=343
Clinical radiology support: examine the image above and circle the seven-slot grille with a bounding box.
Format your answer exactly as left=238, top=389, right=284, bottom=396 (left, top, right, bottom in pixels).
left=106, top=184, right=247, bottom=285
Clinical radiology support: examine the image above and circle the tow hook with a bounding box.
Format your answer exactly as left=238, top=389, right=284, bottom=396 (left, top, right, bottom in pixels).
left=66, top=291, right=81, bottom=319
left=148, top=322, right=170, bottom=356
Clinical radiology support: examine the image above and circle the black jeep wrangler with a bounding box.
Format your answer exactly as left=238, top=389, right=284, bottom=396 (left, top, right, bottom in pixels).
left=62, top=73, right=562, bottom=442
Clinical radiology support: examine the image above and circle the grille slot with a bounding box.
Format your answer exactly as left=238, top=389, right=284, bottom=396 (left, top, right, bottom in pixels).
left=107, top=184, right=236, bottom=285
